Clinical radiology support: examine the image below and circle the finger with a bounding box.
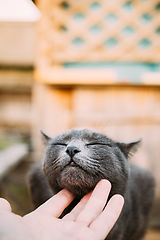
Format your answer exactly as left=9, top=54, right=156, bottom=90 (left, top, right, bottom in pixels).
left=0, top=198, right=12, bottom=212
left=63, top=192, right=92, bottom=221
left=75, top=179, right=111, bottom=226
left=90, top=194, right=124, bottom=239
left=36, top=189, right=75, bottom=217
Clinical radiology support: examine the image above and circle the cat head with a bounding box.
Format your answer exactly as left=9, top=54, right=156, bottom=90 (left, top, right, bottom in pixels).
left=41, top=129, right=141, bottom=197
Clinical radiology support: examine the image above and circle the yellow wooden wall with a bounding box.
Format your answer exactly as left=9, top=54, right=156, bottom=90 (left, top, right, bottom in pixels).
left=33, top=0, right=160, bottom=226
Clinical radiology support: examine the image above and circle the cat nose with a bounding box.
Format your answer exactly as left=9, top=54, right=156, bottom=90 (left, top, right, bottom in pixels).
left=66, top=146, right=81, bottom=158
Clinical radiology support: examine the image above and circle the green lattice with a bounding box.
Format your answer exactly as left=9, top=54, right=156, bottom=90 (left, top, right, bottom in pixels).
left=39, top=0, right=160, bottom=63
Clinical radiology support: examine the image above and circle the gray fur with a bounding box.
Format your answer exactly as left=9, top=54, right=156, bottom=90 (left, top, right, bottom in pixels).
left=29, top=128, right=155, bottom=240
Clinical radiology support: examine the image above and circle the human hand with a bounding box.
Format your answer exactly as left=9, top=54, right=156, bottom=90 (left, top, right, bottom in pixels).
left=0, top=179, right=124, bottom=240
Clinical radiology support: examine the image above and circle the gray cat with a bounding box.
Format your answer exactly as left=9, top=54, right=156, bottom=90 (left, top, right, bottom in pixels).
left=29, top=128, right=155, bottom=240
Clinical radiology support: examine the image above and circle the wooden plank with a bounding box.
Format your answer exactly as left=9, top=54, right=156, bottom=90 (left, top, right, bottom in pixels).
left=34, top=67, right=160, bottom=86
left=34, top=67, right=117, bottom=85
left=72, top=87, right=160, bottom=125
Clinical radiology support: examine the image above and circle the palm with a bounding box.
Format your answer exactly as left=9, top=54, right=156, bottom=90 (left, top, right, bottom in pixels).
left=0, top=180, right=124, bottom=240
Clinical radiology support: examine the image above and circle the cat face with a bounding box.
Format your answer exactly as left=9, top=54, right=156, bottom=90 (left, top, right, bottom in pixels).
left=42, top=129, right=141, bottom=197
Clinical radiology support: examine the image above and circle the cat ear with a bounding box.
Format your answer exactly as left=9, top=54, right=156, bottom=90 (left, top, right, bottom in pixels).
left=117, top=138, right=142, bottom=159
left=40, top=129, right=52, bottom=145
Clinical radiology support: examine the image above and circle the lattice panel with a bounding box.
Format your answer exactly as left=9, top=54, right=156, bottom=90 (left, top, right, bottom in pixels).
left=37, top=0, right=160, bottom=65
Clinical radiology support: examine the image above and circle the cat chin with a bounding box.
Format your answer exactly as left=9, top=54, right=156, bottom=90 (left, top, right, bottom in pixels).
left=56, top=167, right=98, bottom=196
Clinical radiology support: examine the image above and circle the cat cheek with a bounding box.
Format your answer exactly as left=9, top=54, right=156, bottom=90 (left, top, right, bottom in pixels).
left=83, top=147, right=90, bottom=154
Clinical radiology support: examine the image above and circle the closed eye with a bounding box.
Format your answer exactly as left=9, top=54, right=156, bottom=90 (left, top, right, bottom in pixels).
left=87, top=142, right=112, bottom=147
left=53, top=143, right=67, bottom=146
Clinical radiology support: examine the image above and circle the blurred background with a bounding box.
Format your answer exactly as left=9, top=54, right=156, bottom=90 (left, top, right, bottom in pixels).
left=0, top=0, right=160, bottom=239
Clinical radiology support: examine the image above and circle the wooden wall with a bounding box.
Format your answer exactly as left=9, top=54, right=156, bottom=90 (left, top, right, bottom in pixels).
left=33, top=0, right=160, bottom=227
